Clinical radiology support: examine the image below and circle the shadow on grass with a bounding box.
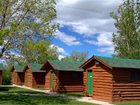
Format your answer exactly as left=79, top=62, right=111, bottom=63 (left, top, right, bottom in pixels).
left=0, top=94, right=70, bottom=105
left=0, top=87, right=10, bottom=91
left=0, top=87, right=70, bottom=105
left=0, top=87, right=45, bottom=94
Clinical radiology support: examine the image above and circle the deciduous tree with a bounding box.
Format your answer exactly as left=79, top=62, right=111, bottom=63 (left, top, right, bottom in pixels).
left=0, top=0, right=58, bottom=60
left=111, top=0, right=140, bottom=59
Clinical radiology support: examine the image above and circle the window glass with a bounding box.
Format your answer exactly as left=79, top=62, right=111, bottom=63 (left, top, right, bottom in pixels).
left=130, top=71, right=140, bottom=81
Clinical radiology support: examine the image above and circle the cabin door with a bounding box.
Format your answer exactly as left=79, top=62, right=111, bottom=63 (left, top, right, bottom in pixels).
left=87, top=70, right=93, bottom=95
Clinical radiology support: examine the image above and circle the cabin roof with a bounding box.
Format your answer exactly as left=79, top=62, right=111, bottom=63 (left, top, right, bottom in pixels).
left=13, top=64, right=25, bottom=72
left=46, top=60, right=84, bottom=72
left=81, top=56, right=140, bottom=69
left=27, top=63, right=45, bottom=72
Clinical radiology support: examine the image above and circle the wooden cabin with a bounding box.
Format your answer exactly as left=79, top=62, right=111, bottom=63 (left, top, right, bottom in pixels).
left=11, top=65, right=25, bottom=85
left=0, top=64, right=4, bottom=85
left=80, top=56, right=140, bottom=103
left=0, top=70, right=2, bottom=85
left=41, top=60, right=84, bottom=92
left=24, top=63, right=45, bottom=88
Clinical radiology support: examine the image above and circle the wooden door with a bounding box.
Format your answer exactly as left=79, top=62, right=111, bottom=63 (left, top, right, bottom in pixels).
left=87, top=70, right=93, bottom=95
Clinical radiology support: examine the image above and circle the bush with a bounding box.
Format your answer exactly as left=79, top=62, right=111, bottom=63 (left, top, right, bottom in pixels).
left=2, top=69, right=11, bottom=85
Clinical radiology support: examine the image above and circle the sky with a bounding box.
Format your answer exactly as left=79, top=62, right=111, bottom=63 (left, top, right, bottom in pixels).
left=52, top=0, right=123, bottom=59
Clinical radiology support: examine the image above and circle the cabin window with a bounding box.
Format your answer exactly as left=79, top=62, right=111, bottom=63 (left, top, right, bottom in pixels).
left=130, top=71, right=140, bottom=81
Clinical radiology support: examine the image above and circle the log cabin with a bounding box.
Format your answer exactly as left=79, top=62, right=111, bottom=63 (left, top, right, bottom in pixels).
left=11, top=64, right=25, bottom=85
left=24, top=63, right=45, bottom=89
left=80, top=56, right=140, bottom=103
left=0, top=64, right=4, bottom=85
left=41, top=60, right=84, bottom=92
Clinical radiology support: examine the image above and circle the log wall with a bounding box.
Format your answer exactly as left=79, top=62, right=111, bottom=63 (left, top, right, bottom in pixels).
left=11, top=70, right=24, bottom=85
left=25, top=69, right=45, bottom=88
left=44, top=64, right=83, bottom=92
left=112, top=69, right=140, bottom=102
left=32, top=72, right=45, bottom=88
left=83, top=60, right=113, bottom=103
left=0, top=70, right=2, bottom=85
left=11, top=70, right=17, bottom=84
left=24, top=69, right=33, bottom=87
left=58, top=71, right=83, bottom=92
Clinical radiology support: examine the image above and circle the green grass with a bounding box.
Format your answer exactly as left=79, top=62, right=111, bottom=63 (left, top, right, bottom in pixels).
left=115, top=102, right=140, bottom=105
left=0, top=87, right=95, bottom=105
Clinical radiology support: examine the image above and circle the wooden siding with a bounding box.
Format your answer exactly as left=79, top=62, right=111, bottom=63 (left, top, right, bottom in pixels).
left=83, top=60, right=113, bottom=103
left=24, top=68, right=45, bottom=88
left=58, top=71, right=83, bottom=92
left=44, top=68, right=59, bottom=91
left=0, top=71, right=2, bottom=85
left=112, top=69, right=140, bottom=102
left=32, top=72, right=45, bottom=88
left=45, top=69, right=51, bottom=90
left=16, top=72, right=24, bottom=85
left=24, top=68, right=33, bottom=87
left=43, top=64, right=83, bottom=92
left=53, top=71, right=59, bottom=92
left=11, top=70, right=24, bottom=85
left=11, top=70, right=17, bottom=84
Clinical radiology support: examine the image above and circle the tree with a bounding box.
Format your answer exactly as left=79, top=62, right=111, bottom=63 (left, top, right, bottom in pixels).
left=20, top=40, right=59, bottom=64
left=62, top=51, right=88, bottom=62
left=0, top=0, right=58, bottom=59
left=111, top=0, right=140, bottom=59
left=5, top=39, right=59, bottom=64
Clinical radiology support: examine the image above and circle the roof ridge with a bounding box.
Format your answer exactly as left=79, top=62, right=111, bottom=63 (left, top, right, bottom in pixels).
left=28, top=63, right=42, bottom=65
left=48, top=59, right=84, bottom=63
left=95, top=56, right=140, bottom=62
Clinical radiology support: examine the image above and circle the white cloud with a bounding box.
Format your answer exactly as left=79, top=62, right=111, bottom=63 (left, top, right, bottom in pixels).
left=56, top=0, right=123, bottom=54
left=58, top=55, right=66, bottom=60
left=50, top=44, right=66, bottom=54
left=85, top=32, right=114, bottom=54
left=55, top=30, right=81, bottom=46
left=97, top=46, right=114, bottom=54
left=56, top=0, right=122, bottom=36
left=85, top=32, right=113, bottom=46
left=50, top=44, right=68, bottom=60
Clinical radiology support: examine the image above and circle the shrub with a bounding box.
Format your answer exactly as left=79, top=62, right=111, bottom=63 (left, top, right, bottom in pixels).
left=2, top=69, right=11, bottom=85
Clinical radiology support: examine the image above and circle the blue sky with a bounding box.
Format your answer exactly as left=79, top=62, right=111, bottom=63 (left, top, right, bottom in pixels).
left=52, top=0, right=123, bottom=59
left=52, top=26, right=112, bottom=58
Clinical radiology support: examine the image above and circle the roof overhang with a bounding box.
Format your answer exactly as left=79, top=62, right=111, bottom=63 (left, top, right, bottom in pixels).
left=80, top=56, right=112, bottom=69
left=41, top=61, right=54, bottom=71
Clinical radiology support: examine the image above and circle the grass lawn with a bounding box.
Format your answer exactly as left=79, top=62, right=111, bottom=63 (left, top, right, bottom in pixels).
left=0, top=86, right=95, bottom=105
left=115, top=102, right=140, bottom=105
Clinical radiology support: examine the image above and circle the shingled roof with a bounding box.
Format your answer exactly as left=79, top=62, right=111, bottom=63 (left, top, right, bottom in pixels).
left=46, top=60, right=84, bottom=72
left=27, top=63, right=45, bottom=72
left=81, top=56, right=140, bottom=69
left=13, top=64, right=25, bottom=72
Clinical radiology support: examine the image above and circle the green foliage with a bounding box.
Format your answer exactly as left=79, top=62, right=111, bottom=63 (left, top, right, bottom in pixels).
left=62, top=51, right=88, bottom=62
left=0, top=0, right=58, bottom=63
left=2, top=67, right=11, bottom=85
left=20, top=40, right=59, bottom=64
left=111, top=0, right=140, bottom=59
